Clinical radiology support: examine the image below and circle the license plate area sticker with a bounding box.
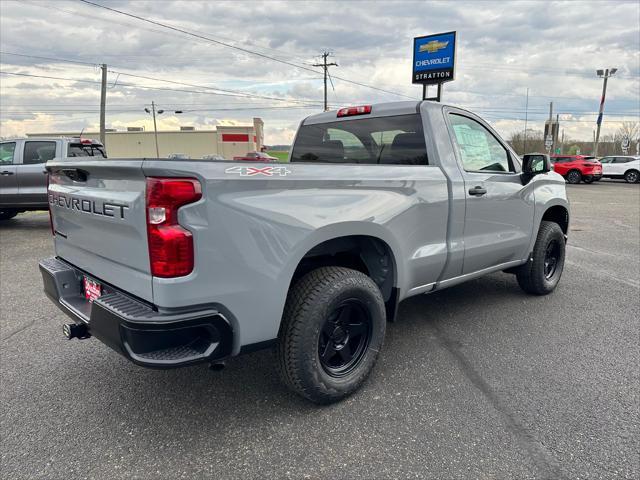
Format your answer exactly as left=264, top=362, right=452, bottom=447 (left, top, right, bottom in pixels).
left=83, top=276, right=102, bottom=303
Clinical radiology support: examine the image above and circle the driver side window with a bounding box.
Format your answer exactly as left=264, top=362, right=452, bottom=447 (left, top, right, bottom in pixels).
left=449, top=114, right=513, bottom=173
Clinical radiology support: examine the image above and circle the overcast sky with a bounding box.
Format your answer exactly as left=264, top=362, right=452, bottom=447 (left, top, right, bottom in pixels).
left=1, top=0, right=638, bottom=145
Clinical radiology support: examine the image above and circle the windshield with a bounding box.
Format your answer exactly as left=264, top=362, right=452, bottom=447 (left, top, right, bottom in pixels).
left=291, top=114, right=428, bottom=165
left=67, top=143, right=107, bottom=158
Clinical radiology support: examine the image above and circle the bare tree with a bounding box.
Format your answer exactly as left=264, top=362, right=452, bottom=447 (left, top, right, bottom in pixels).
left=615, top=122, right=639, bottom=142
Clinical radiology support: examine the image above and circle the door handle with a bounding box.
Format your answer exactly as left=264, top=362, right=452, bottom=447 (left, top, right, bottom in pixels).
left=468, top=186, right=487, bottom=196
left=1, top=171, right=14, bottom=176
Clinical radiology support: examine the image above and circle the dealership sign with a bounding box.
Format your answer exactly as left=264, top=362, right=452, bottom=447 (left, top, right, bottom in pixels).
left=412, top=31, right=456, bottom=85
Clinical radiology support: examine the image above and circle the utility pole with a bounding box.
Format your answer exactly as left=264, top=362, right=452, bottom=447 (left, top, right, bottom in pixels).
left=555, top=113, right=559, bottom=154
left=313, top=52, right=338, bottom=111
left=545, top=102, right=553, bottom=154
left=594, top=68, right=617, bottom=157
left=99, top=63, right=107, bottom=145
left=523, top=87, right=529, bottom=154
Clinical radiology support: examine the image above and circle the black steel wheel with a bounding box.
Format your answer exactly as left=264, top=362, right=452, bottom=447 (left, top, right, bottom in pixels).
left=318, top=299, right=372, bottom=378
left=543, top=239, right=561, bottom=280
left=277, top=267, right=386, bottom=404
left=516, top=221, right=566, bottom=295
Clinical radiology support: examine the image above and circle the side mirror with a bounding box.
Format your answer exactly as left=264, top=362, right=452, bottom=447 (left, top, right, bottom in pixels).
left=523, top=154, right=551, bottom=175
left=521, top=154, right=551, bottom=184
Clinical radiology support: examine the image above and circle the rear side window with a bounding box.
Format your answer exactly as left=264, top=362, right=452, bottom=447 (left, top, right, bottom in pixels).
left=67, top=143, right=107, bottom=158
left=0, top=142, right=16, bottom=165
left=24, top=141, right=56, bottom=164
left=291, top=114, right=428, bottom=165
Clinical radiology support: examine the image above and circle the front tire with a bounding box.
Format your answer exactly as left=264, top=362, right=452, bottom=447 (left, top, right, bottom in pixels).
left=516, top=221, right=566, bottom=295
left=624, top=170, right=639, bottom=183
left=277, top=267, right=386, bottom=404
left=0, top=209, right=18, bottom=221
left=566, top=170, right=582, bottom=184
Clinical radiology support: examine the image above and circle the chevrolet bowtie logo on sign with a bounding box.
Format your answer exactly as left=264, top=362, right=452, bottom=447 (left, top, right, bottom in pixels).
left=412, top=31, right=456, bottom=85
left=419, top=40, right=449, bottom=54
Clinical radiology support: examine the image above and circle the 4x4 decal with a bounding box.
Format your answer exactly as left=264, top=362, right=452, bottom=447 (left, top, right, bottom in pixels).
left=225, top=165, right=291, bottom=177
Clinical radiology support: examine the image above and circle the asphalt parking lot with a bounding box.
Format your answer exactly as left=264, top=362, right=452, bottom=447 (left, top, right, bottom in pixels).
left=1, top=180, right=638, bottom=480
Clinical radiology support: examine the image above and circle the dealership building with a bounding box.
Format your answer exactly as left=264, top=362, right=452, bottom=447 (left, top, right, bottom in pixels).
left=27, top=117, right=264, bottom=159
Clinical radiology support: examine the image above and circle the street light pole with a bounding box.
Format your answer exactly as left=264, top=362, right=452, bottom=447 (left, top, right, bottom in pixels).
left=151, top=101, right=160, bottom=158
left=594, top=68, right=617, bottom=157
left=145, top=101, right=164, bottom=158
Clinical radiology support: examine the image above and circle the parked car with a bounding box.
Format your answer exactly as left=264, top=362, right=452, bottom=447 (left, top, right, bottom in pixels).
left=0, top=137, right=106, bottom=220
left=41, top=101, right=569, bottom=404
left=167, top=153, right=190, bottom=160
left=202, top=154, right=226, bottom=161
left=550, top=154, right=602, bottom=184
left=233, top=151, right=278, bottom=162
left=598, top=155, right=640, bottom=183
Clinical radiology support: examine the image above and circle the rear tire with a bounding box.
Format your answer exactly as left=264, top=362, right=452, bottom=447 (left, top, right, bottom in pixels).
left=277, top=266, right=386, bottom=404
left=566, top=170, right=582, bottom=184
left=0, top=209, right=18, bottom=221
left=516, top=221, right=565, bottom=295
left=624, top=170, right=639, bottom=184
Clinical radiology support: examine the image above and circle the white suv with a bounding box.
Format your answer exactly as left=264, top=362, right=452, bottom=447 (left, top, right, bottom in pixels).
left=599, top=156, right=640, bottom=183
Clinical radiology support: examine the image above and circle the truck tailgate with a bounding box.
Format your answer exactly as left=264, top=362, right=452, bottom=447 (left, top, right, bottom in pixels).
left=47, top=160, right=152, bottom=302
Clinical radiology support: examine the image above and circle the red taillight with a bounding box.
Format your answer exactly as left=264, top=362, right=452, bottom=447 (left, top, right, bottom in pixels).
left=145, top=177, right=202, bottom=278
left=337, top=105, right=372, bottom=117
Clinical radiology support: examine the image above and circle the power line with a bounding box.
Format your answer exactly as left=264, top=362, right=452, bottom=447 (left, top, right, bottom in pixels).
left=105, top=69, right=324, bottom=106
left=0, top=71, right=326, bottom=105
left=0, top=51, right=98, bottom=67
left=77, top=0, right=414, bottom=99
left=0, top=51, right=328, bottom=105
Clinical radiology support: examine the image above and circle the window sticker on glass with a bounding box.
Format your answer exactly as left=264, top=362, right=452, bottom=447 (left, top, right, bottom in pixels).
left=452, top=123, right=491, bottom=169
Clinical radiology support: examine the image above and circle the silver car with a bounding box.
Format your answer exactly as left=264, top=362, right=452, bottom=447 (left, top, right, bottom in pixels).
left=0, top=137, right=106, bottom=220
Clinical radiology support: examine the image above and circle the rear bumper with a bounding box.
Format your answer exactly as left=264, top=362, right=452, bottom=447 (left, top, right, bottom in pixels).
left=39, top=257, right=233, bottom=368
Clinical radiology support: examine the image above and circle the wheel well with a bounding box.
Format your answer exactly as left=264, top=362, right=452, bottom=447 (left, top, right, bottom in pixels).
left=541, top=206, right=569, bottom=234
left=290, top=235, right=399, bottom=320
left=625, top=168, right=639, bottom=175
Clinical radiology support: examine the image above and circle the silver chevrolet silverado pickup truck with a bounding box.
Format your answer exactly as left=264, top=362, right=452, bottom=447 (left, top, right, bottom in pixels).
left=40, top=101, right=569, bottom=403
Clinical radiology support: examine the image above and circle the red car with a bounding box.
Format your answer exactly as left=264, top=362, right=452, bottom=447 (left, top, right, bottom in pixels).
left=550, top=155, right=602, bottom=184
left=233, top=151, right=278, bottom=162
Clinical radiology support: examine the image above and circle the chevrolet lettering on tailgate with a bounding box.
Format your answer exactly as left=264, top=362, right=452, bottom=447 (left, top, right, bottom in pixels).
left=49, top=193, right=129, bottom=219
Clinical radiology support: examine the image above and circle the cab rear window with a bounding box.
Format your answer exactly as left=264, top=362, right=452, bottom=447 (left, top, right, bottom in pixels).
left=67, top=144, right=107, bottom=158
left=291, top=114, right=428, bottom=165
